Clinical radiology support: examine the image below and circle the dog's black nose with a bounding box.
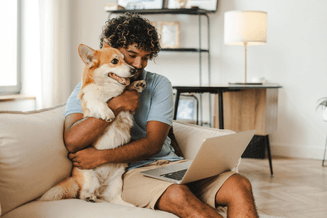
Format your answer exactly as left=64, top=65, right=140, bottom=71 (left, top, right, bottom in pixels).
left=130, top=68, right=136, bottom=75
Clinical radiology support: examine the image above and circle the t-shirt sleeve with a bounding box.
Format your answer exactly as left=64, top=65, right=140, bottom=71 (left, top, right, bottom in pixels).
left=65, top=83, right=83, bottom=117
left=147, top=76, right=174, bottom=126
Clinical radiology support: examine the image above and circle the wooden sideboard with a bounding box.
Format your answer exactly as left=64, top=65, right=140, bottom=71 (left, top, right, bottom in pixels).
left=173, top=84, right=282, bottom=176
left=214, top=88, right=279, bottom=136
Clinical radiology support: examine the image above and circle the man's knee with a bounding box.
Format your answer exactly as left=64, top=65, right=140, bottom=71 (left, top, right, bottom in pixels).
left=216, top=174, right=254, bottom=205
left=231, top=174, right=253, bottom=194
left=163, top=184, right=191, bottom=204
left=156, top=184, right=192, bottom=209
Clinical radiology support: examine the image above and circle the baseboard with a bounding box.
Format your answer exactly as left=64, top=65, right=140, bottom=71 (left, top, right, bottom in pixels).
left=270, top=143, right=326, bottom=160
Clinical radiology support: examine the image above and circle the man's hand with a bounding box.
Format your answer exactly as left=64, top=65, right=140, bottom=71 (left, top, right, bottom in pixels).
left=108, top=90, right=140, bottom=115
left=68, top=146, right=104, bottom=169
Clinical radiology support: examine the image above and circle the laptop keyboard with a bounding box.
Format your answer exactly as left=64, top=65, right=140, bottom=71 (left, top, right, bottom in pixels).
left=160, top=169, right=187, bottom=181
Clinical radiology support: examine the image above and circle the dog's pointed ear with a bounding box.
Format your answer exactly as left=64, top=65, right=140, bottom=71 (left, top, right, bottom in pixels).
left=78, top=44, right=97, bottom=68
left=102, top=38, right=110, bottom=48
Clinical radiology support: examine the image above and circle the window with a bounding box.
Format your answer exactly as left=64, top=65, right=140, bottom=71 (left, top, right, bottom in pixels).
left=0, top=0, right=21, bottom=95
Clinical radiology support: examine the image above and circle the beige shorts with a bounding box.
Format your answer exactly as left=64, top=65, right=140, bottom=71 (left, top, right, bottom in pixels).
left=122, top=160, right=236, bottom=209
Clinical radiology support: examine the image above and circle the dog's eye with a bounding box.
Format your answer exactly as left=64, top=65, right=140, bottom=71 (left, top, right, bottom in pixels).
left=111, top=59, right=119, bottom=64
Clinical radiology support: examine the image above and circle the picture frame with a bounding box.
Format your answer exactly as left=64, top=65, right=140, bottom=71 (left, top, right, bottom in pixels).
left=117, top=0, right=164, bottom=10
left=167, top=0, right=218, bottom=12
left=158, top=22, right=180, bottom=48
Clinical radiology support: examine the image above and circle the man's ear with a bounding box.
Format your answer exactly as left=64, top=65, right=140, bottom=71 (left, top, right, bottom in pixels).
left=78, top=44, right=97, bottom=68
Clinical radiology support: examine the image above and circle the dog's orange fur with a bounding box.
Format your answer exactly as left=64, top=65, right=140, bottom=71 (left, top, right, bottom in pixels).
left=56, top=177, right=80, bottom=199
left=72, top=167, right=84, bottom=190
left=81, top=66, right=95, bottom=90
left=79, top=43, right=119, bottom=90
left=78, top=43, right=127, bottom=116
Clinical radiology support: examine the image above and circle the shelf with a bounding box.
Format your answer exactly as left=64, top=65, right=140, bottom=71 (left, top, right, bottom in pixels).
left=107, top=8, right=212, bottom=15
left=107, top=8, right=212, bottom=126
left=161, top=48, right=209, bottom=52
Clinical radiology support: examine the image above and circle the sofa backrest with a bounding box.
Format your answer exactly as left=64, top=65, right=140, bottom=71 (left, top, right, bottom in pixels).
left=0, top=104, right=72, bottom=216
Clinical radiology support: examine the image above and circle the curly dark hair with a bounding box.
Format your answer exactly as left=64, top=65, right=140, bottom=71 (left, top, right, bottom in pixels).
left=100, top=13, right=161, bottom=60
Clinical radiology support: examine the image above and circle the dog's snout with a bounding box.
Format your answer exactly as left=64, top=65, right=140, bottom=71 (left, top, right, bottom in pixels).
left=130, top=68, right=136, bottom=75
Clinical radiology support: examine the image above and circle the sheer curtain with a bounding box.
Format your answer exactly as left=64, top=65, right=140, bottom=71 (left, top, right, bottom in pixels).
left=21, top=0, right=71, bottom=109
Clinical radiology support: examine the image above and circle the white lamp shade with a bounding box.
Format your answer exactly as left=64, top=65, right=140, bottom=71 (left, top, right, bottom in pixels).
left=224, top=11, right=267, bottom=45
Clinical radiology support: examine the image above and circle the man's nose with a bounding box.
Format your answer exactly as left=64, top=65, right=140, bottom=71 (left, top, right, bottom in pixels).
left=132, top=58, right=142, bottom=69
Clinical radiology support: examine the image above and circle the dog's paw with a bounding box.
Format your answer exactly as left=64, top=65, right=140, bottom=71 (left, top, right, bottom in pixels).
left=80, top=190, right=97, bottom=203
left=90, top=104, right=115, bottom=122
left=129, top=80, right=146, bottom=93
left=101, top=108, right=115, bottom=122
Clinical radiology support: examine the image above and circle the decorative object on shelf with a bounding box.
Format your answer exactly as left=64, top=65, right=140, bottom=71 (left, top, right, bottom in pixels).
left=167, top=0, right=217, bottom=11
left=251, top=77, right=266, bottom=84
left=188, top=0, right=217, bottom=11
left=158, top=22, right=180, bottom=48
left=176, top=0, right=188, bottom=8
left=105, top=3, right=125, bottom=11
left=117, top=0, right=163, bottom=10
left=316, top=97, right=327, bottom=122
left=176, top=95, right=197, bottom=124
left=162, top=0, right=169, bottom=8
left=224, top=11, right=267, bottom=85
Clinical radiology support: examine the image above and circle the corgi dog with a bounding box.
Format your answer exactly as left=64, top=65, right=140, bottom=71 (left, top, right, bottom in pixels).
left=40, top=41, right=146, bottom=207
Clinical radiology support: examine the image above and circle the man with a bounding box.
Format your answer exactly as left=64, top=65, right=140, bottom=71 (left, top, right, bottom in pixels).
left=65, top=13, right=258, bottom=218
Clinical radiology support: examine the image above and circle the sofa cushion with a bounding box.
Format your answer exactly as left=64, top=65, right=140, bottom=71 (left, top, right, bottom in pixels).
left=2, top=199, right=178, bottom=218
left=0, top=104, right=72, bottom=216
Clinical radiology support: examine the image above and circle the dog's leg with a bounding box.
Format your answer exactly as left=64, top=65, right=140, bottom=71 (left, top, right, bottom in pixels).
left=82, top=84, right=116, bottom=122
left=39, top=177, right=79, bottom=201
left=79, top=169, right=100, bottom=203
left=88, top=101, right=115, bottom=122
left=100, top=165, right=135, bottom=207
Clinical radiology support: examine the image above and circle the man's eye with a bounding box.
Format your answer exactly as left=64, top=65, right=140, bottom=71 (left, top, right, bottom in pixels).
left=111, top=59, right=119, bottom=64
left=129, top=54, right=136, bottom=58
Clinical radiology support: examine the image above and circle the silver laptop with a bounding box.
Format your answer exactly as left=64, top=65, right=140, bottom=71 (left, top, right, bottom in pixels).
left=141, top=130, right=255, bottom=184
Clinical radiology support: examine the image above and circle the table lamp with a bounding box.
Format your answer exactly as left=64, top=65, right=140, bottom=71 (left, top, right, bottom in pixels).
left=224, top=11, right=267, bottom=85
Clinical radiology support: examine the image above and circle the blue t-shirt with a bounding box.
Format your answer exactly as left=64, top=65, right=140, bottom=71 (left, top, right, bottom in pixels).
left=65, top=70, right=183, bottom=170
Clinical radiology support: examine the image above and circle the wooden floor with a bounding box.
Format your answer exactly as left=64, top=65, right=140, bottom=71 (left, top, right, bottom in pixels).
left=238, top=157, right=327, bottom=218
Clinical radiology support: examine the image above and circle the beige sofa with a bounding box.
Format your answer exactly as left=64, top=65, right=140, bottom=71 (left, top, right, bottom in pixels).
left=0, top=104, right=237, bottom=218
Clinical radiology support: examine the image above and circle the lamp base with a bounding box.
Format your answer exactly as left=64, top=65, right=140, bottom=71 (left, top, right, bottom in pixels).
left=228, top=82, right=263, bottom=85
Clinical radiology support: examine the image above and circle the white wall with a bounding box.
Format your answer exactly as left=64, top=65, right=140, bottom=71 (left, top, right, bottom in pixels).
left=65, top=0, right=327, bottom=160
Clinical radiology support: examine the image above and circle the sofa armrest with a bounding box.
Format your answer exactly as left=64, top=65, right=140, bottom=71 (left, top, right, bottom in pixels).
left=0, top=104, right=72, bottom=216
left=172, top=121, right=241, bottom=172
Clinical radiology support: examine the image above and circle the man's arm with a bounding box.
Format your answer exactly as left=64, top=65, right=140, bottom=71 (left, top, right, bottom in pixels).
left=64, top=90, right=140, bottom=153
left=68, top=120, right=170, bottom=169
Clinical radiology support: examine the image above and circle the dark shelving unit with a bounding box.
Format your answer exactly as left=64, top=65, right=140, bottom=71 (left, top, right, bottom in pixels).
left=107, top=8, right=211, bottom=84
left=108, top=8, right=211, bottom=15
left=107, top=8, right=212, bottom=125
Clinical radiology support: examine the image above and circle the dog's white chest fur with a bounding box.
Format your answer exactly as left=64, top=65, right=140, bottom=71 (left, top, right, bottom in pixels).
left=94, top=110, right=133, bottom=150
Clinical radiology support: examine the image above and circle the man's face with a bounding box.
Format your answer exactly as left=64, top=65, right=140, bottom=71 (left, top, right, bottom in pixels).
left=118, top=44, right=151, bottom=80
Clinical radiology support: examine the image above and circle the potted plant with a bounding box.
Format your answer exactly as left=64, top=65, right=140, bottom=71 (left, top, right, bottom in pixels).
left=317, top=97, right=327, bottom=122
